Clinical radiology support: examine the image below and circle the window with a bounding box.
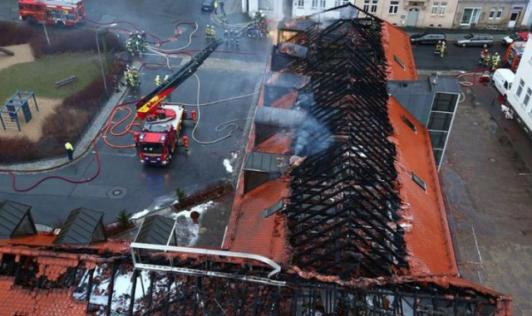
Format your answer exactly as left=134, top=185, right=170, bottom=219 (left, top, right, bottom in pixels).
left=461, top=8, right=481, bottom=25
left=335, top=0, right=341, bottom=5
left=517, top=79, right=525, bottom=97
left=389, top=0, right=398, bottom=14
left=320, top=0, right=326, bottom=8
left=370, top=0, right=378, bottom=13
left=522, top=88, right=530, bottom=106
left=363, top=0, right=370, bottom=11
left=431, top=2, right=447, bottom=15
left=312, top=0, right=318, bottom=8
left=411, top=172, right=427, bottom=191
left=297, top=0, right=304, bottom=8
left=489, top=8, right=496, bottom=19
left=401, top=115, right=417, bottom=132
left=496, top=8, right=503, bottom=19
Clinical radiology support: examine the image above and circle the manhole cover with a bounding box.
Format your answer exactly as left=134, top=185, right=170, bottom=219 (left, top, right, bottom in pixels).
left=107, top=187, right=127, bottom=199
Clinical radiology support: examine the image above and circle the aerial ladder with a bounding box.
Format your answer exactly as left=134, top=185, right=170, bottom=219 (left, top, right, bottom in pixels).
left=133, top=40, right=221, bottom=166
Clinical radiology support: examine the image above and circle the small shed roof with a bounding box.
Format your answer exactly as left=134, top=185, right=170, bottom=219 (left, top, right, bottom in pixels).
left=54, top=208, right=106, bottom=245
left=0, top=200, right=36, bottom=239
left=135, top=215, right=175, bottom=245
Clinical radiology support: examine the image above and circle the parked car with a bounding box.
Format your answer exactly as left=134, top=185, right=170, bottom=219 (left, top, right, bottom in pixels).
left=410, top=33, right=447, bottom=45
left=201, top=0, right=215, bottom=12
left=456, top=34, right=494, bottom=47
left=502, top=31, right=529, bottom=46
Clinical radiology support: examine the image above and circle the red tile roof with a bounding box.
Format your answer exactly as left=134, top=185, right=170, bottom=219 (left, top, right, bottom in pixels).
left=388, top=96, right=458, bottom=275
left=0, top=277, right=86, bottom=316
left=381, top=22, right=418, bottom=81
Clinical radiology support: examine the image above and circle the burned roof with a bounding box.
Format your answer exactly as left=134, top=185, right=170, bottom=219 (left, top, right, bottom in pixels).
left=0, top=200, right=36, bottom=239
left=135, top=215, right=175, bottom=245
left=276, top=15, right=409, bottom=279
left=54, top=208, right=106, bottom=245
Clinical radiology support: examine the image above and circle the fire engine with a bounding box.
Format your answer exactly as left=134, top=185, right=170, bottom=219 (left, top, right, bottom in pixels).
left=18, top=0, right=85, bottom=27
left=133, top=40, right=221, bottom=166
left=503, top=41, right=526, bottom=72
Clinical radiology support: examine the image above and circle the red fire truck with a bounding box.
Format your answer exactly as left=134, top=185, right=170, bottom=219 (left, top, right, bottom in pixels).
left=503, top=41, right=526, bottom=72
left=18, top=0, right=85, bottom=27
left=133, top=40, right=221, bottom=166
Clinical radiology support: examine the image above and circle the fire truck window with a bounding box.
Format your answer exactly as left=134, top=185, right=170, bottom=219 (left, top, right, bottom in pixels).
left=141, top=144, right=163, bottom=154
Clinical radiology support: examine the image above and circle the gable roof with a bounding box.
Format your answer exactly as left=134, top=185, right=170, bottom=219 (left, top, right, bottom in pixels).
left=0, top=200, right=36, bottom=239
left=54, top=208, right=106, bottom=245
left=135, top=215, right=175, bottom=245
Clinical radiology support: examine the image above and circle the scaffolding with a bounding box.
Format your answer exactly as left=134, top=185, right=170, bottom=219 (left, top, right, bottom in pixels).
left=0, top=90, right=39, bottom=132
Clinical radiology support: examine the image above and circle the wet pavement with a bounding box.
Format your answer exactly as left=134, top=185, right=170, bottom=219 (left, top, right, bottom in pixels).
left=441, top=80, right=532, bottom=315
left=0, top=0, right=269, bottom=226
left=412, top=43, right=506, bottom=71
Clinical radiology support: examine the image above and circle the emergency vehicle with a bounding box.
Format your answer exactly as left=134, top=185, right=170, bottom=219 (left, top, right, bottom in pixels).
left=133, top=40, right=221, bottom=166
left=18, top=0, right=85, bottom=27
left=503, top=41, right=526, bottom=72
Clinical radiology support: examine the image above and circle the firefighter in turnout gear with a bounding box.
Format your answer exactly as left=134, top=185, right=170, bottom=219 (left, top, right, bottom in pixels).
left=124, top=65, right=140, bottom=88
left=479, top=45, right=490, bottom=66
left=154, top=74, right=162, bottom=87
left=438, top=41, right=447, bottom=58
left=490, top=52, right=501, bottom=71
left=205, top=25, right=216, bottom=42
left=435, top=41, right=442, bottom=55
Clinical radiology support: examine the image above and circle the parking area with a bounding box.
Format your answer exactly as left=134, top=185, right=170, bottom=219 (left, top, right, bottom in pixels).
left=440, top=79, right=532, bottom=315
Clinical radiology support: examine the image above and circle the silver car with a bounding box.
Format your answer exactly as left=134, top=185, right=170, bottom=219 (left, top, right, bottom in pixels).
left=456, top=34, right=494, bottom=47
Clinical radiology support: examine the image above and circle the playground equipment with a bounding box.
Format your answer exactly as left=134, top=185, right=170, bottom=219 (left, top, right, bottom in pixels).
left=0, top=91, right=39, bottom=132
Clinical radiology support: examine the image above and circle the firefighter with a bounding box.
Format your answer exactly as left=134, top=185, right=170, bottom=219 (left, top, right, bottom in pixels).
left=205, top=25, right=213, bottom=41
left=163, top=75, right=169, bottom=82
left=213, top=0, right=219, bottom=15
left=435, top=41, right=442, bottom=55
left=439, top=41, right=447, bottom=58
left=125, top=65, right=140, bottom=88
left=479, top=45, right=490, bottom=66
left=490, top=52, right=501, bottom=71
left=64, top=142, right=74, bottom=161
left=154, top=74, right=162, bottom=87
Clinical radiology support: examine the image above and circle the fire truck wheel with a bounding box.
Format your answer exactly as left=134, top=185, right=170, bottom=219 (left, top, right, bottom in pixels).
left=56, top=21, right=66, bottom=28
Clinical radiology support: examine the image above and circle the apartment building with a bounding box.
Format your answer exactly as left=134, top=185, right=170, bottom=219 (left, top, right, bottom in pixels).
left=453, top=0, right=529, bottom=29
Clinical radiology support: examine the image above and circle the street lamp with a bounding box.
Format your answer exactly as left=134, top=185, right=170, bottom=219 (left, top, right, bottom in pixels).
left=95, top=24, right=117, bottom=95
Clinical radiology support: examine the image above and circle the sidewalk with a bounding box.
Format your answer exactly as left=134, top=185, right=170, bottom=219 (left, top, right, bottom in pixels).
left=404, top=27, right=510, bottom=41
left=0, top=67, right=133, bottom=173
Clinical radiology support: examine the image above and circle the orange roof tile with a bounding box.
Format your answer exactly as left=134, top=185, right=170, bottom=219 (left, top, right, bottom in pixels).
left=0, top=277, right=86, bottom=316
left=381, top=22, right=418, bottom=81
left=388, top=96, right=458, bottom=275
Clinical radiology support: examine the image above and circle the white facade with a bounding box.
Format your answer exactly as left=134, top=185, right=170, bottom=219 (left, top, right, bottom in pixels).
left=507, top=35, right=532, bottom=136
left=522, top=0, right=532, bottom=27
left=292, top=0, right=351, bottom=17
left=242, top=0, right=287, bottom=20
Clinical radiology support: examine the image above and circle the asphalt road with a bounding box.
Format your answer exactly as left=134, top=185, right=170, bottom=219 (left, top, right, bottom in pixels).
left=0, top=0, right=269, bottom=226
left=412, top=42, right=507, bottom=71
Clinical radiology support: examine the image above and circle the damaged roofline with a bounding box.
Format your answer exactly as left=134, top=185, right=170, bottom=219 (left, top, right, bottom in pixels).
left=130, top=242, right=283, bottom=279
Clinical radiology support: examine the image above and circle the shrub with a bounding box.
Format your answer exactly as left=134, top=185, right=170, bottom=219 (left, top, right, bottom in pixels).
left=30, top=29, right=125, bottom=58
left=0, top=136, right=40, bottom=163
left=41, top=108, right=91, bottom=145
left=0, top=21, right=35, bottom=46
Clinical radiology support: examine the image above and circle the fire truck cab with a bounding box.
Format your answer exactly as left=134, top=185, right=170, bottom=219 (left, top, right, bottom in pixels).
left=503, top=41, right=526, bottom=72
left=18, top=0, right=85, bottom=27
left=134, top=105, right=184, bottom=166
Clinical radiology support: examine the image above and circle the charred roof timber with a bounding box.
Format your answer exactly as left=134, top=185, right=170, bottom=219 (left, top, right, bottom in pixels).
left=281, top=17, right=407, bottom=278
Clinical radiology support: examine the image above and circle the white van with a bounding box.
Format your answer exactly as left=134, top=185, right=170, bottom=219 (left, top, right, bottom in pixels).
left=493, top=68, right=515, bottom=97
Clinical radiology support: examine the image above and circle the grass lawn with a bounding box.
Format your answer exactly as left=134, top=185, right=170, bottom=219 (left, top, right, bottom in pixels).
left=0, top=52, right=101, bottom=102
